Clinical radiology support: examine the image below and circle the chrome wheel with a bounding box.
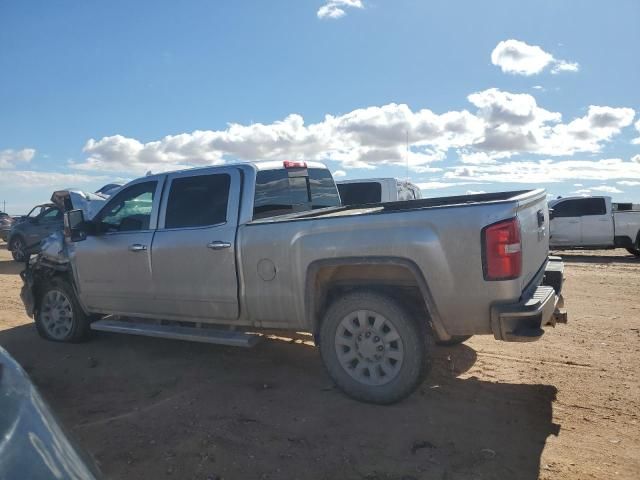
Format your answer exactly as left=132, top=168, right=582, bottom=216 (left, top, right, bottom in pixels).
left=334, top=310, right=404, bottom=386
left=40, top=289, right=74, bottom=340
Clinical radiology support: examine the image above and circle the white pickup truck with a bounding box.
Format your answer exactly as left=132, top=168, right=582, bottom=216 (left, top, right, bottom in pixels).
left=336, top=178, right=422, bottom=205
left=549, top=196, right=640, bottom=256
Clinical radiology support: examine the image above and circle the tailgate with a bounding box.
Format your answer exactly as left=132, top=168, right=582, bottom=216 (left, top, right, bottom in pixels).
left=516, top=192, right=550, bottom=290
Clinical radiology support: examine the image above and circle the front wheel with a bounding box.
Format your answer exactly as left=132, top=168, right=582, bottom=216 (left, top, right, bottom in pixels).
left=35, top=278, right=91, bottom=342
left=319, top=290, right=431, bottom=404
left=626, top=247, right=640, bottom=257
left=10, top=236, right=26, bottom=262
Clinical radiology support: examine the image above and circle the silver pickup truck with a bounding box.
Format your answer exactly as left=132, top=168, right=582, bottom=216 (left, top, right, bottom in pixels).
left=20, top=161, right=566, bottom=404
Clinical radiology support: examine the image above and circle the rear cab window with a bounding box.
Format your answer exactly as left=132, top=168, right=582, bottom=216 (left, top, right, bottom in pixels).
left=253, top=166, right=340, bottom=220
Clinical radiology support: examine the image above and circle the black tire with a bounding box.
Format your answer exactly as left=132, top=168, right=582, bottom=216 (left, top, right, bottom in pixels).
left=319, top=290, right=431, bottom=404
left=9, top=235, right=26, bottom=262
left=625, top=247, right=640, bottom=257
left=435, top=335, right=472, bottom=347
left=35, top=278, right=92, bottom=343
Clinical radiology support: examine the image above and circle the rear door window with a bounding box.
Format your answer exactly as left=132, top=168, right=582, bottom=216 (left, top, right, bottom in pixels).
left=337, top=182, right=382, bottom=205
left=553, top=198, right=606, bottom=217
left=581, top=198, right=606, bottom=215
left=164, top=174, right=231, bottom=229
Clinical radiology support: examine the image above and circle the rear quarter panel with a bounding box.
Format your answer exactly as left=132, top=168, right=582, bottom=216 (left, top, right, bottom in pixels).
left=238, top=197, right=542, bottom=336
left=614, top=211, right=640, bottom=242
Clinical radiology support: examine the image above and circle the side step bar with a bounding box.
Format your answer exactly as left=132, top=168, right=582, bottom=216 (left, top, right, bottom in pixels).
left=90, top=319, right=263, bottom=348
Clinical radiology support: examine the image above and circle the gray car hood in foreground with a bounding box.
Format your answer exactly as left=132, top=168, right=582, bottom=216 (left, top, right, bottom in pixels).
left=0, top=346, right=100, bottom=479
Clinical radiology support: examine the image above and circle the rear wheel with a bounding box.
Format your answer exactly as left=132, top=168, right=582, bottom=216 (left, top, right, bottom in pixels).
left=35, top=278, right=92, bottom=342
left=626, top=247, right=640, bottom=257
left=435, top=335, right=472, bottom=347
left=10, top=236, right=26, bottom=262
left=319, top=290, right=431, bottom=404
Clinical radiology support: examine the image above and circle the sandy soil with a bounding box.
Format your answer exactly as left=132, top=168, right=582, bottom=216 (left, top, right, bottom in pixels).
left=0, top=243, right=638, bottom=480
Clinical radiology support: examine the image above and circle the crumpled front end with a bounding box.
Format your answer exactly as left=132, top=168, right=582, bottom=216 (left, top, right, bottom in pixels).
left=19, top=239, right=72, bottom=319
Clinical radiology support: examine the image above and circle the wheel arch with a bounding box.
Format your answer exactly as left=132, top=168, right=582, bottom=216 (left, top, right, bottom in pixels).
left=304, top=256, right=449, bottom=344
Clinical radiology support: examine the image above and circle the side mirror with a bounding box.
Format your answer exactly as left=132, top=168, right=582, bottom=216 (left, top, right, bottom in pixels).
left=64, top=209, right=88, bottom=242
left=548, top=208, right=555, bottom=220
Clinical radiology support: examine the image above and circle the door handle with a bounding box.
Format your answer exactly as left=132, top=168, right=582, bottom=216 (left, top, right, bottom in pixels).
left=207, top=241, right=231, bottom=250
left=129, top=244, right=147, bottom=252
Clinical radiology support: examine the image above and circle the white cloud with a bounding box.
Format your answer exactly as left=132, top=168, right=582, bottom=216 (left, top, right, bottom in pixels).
left=632, top=153, right=640, bottom=163
left=491, top=39, right=579, bottom=76
left=76, top=103, right=485, bottom=174
left=445, top=158, right=640, bottom=183
left=633, top=120, right=640, bottom=144
left=0, top=170, right=106, bottom=188
left=467, top=89, right=635, bottom=156
left=618, top=180, right=640, bottom=186
left=71, top=89, right=635, bottom=176
left=551, top=60, right=580, bottom=74
left=573, top=183, right=583, bottom=187
left=0, top=148, right=36, bottom=169
left=458, top=151, right=498, bottom=164
left=416, top=181, right=483, bottom=190
left=532, top=85, right=545, bottom=91
left=590, top=185, right=623, bottom=194
left=317, top=0, right=363, bottom=20
left=572, top=189, right=592, bottom=196
left=333, top=169, right=347, bottom=177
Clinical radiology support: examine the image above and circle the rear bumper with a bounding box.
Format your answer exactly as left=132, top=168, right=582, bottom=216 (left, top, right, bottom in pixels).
left=491, top=257, right=567, bottom=342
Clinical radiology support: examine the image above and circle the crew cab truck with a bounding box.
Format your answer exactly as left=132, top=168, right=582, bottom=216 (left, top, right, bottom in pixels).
left=337, top=178, right=422, bottom=206
left=549, top=196, right=640, bottom=256
left=21, top=161, right=566, bottom=404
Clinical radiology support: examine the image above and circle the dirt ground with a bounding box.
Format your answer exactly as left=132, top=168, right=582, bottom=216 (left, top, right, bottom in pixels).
left=0, top=244, right=638, bottom=480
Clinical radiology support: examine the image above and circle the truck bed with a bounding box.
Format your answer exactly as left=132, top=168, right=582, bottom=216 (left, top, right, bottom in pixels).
left=251, top=190, right=538, bottom=223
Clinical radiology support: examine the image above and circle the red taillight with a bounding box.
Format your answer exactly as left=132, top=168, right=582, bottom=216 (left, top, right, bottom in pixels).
left=482, top=218, right=522, bottom=280
left=283, top=160, right=307, bottom=169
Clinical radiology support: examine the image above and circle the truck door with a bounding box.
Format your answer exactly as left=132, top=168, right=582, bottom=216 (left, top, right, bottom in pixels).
left=579, top=198, right=613, bottom=246
left=150, top=168, right=240, bottom=320
left=72, top=179, right=162, bottom=315
left=550, top=199, right=583, bottom=245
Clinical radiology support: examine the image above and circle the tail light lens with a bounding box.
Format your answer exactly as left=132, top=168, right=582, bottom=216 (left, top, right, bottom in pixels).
left=482, top=218, right=522, bottom=280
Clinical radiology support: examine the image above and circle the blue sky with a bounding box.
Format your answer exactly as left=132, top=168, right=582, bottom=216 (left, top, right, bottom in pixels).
left=1, top=0, right=639, bottom=213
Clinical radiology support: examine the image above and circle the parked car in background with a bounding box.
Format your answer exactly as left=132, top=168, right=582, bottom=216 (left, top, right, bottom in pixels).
left=0, top=346, right=100, bottom=479
left=337, top=178, right=422, bottom=205
left=0, top=211, right=14, bottom=241
left=8, top=190, right=111, bottom=262
left=549, top=196, right=640, bottom=256
left=21, top=161, right=566, bottom=404
left=8, top=204, right=62, bottom=261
